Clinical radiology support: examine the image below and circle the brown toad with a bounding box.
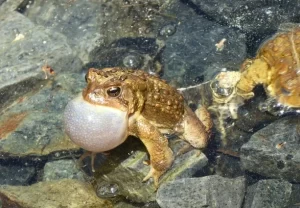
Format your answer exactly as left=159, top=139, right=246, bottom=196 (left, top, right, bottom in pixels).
left=236, top=26, right=300, bottom=108
left=64, top=67, right=212, bottom=187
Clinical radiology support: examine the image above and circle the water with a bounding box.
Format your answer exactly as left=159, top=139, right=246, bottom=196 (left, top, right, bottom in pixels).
left=0, top=0, right=300, bottom=208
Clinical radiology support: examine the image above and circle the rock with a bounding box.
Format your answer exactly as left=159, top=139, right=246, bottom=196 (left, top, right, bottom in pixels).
left=94, top=138, right=208, bottom=203
left=0, top=163, right=35, bottom=185
left=190, top=0, right=298, bottom=35
left=23, top=0, right=169, bottom=63
left=243, top=179, right=300, bottom=208
left=114, top=201, right=160, bottom=208
left=156, top=175, right=246, bottom=208
left=241, top=115, right=300, bottom=182
left=88, top=37, right=165, bottom=75
left=0, top=11, right=82, bottom=111
left=0, top=0, right=23, bottom=15
left=0, top=179, right=112, bottom=208
left=0, top=73, right=85, bottom=158
left=159, top=1, right=246, bottom=86
left=43, top=159, right=85, bottom=182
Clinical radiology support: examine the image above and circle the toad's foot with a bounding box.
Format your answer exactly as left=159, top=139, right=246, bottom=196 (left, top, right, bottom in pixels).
left=143, top=166, right=166, bottom=189
left=78, top=151, right=109, bottom=172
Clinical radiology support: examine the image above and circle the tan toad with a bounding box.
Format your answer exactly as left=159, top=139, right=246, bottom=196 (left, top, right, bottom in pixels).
left=236, top=26, right=300, bottom=108
left=64, top=67, right=213, bottom=187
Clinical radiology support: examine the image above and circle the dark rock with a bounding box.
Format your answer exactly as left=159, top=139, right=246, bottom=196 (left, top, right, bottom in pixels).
left=235, top=93, right=278, bottom=133
left=214, top=154, right=244, bottom=178
left=0, top=179, right=112, bottom=208
left=42, top=159, right=85, bottom=182
left=190, top=0, right=298, bottom=35
left=241, top=116, right=300, bottom=182
left=88, top=37, right=165, bottom=75
left=243, top=179, right=300, bottom=208
left=0, top=163, right=35, bottom=185
left=156, top=175, right=246, bottom=208
left=0, top=73, right=85, bottom=158
left=159, top=1, right=246, bottom=86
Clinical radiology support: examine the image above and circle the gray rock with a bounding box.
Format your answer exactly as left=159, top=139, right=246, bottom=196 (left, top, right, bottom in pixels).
left=0, top=179, right=112, bottom=208
left=243, top=179, right=299, bottom=208
left=114, top=201, right=160, bottom=208
left=0, top=73, right=85, bottom=158
left=43, top=159, right=85, bottom=182
left=24, top=0, right=168, bottom=63
left=190, top=0, right=297, bottom=35
left=156, top=175, right=246, bottom=208
left=0, top=0, right=23, bottom=15
left=0, top=164, right=35, bottom=185
left=95, top=139, right=208, bottom=203
left=160, top=1, right=246, bottom=86
left=0, top=11, right=82, bottom=111
left=241, top=116, right=300, bottom=182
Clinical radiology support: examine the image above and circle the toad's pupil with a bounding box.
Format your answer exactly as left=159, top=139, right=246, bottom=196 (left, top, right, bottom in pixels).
left=107, top=87, right=121, bottom=97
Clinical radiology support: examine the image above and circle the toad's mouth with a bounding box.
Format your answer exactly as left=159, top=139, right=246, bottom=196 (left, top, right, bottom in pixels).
left=64, top=95, right=128, bottom=152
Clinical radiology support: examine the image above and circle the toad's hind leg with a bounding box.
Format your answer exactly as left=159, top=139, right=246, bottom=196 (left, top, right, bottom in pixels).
left=129, top=116, right=174, bottom=188
left=181, top=106, right=213, bottom=149
left=236, top=58, right=269, bottom=98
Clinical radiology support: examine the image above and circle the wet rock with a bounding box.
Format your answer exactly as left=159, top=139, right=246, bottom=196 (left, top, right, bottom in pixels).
left=43, top=159, right=85, bottom=182
left=214, top=154, right=244, bottom=178
left=0, top=163, right=35, bottom=185
left=190, top=0, right=298, bottom=36
left=159, top=1, right=246, bottom=86
left=0, top=73, right=85, bottom=158
left=23, top=0, right=169, bottom=63
left=0, top=11, right=82, bottom=111
left=156, top=175, right=246, bottom=208
left=88, top=37, right=165, bottom=75
left=0, top=179, right=112, bottom=208
left=234, top=93, right=277, bottom=133
left=243, top=179, right=300, bottom=208
left=0, top=0, right=23, bottom=15
left=94, top=139, right=208, bottom=203
left=114, top=201, right=160, bottom=208
left=241, top=116, right=300, bottom=182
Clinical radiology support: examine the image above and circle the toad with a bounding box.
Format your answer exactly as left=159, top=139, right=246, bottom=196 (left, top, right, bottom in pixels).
left=236, top=26, right=300, bottom=108
left=64, top=67, right=212, bottom=187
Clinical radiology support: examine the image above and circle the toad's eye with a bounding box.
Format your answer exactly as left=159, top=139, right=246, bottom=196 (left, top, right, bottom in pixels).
left=107, top=87, right=121, bottom=97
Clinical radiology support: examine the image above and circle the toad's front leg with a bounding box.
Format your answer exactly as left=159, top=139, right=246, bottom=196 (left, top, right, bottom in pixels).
left=129, top=116, right=174, bottom=188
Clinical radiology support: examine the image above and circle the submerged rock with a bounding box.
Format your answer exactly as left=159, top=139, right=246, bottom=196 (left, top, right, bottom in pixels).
left=159, top=1, right=246, bottom=86
left=156, top=175, right=246, bottom=208
left=243, top=179, right=300, bottom=208
left=0, top=11, right=82, bottom=112
left=43, top=159, right=85, bottom=182
left=88, top=37, right=165, bottom=76
left=0, top=163, right=35, bottom=186
left=94, top=139, right=208, bottom=203
left=0, top=179, right=112, bottom=208
left=191, top=0, right=298, bottom=36
left=241, top=115, right=300, bottom=182
left=0, top=73, right=85, bottom=158
left=23, top=0, right=170, bottom=63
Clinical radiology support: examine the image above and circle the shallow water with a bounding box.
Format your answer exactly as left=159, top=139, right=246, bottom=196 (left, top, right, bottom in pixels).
left=0, top=0, right=300, bottom=208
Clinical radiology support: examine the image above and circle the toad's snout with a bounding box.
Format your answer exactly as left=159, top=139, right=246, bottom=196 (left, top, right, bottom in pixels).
left=64, top=95, right=128, bottom=152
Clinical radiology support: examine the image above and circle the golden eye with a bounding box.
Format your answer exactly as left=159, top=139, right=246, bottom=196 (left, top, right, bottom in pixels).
left=107, top=87, right=121, bottom=97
